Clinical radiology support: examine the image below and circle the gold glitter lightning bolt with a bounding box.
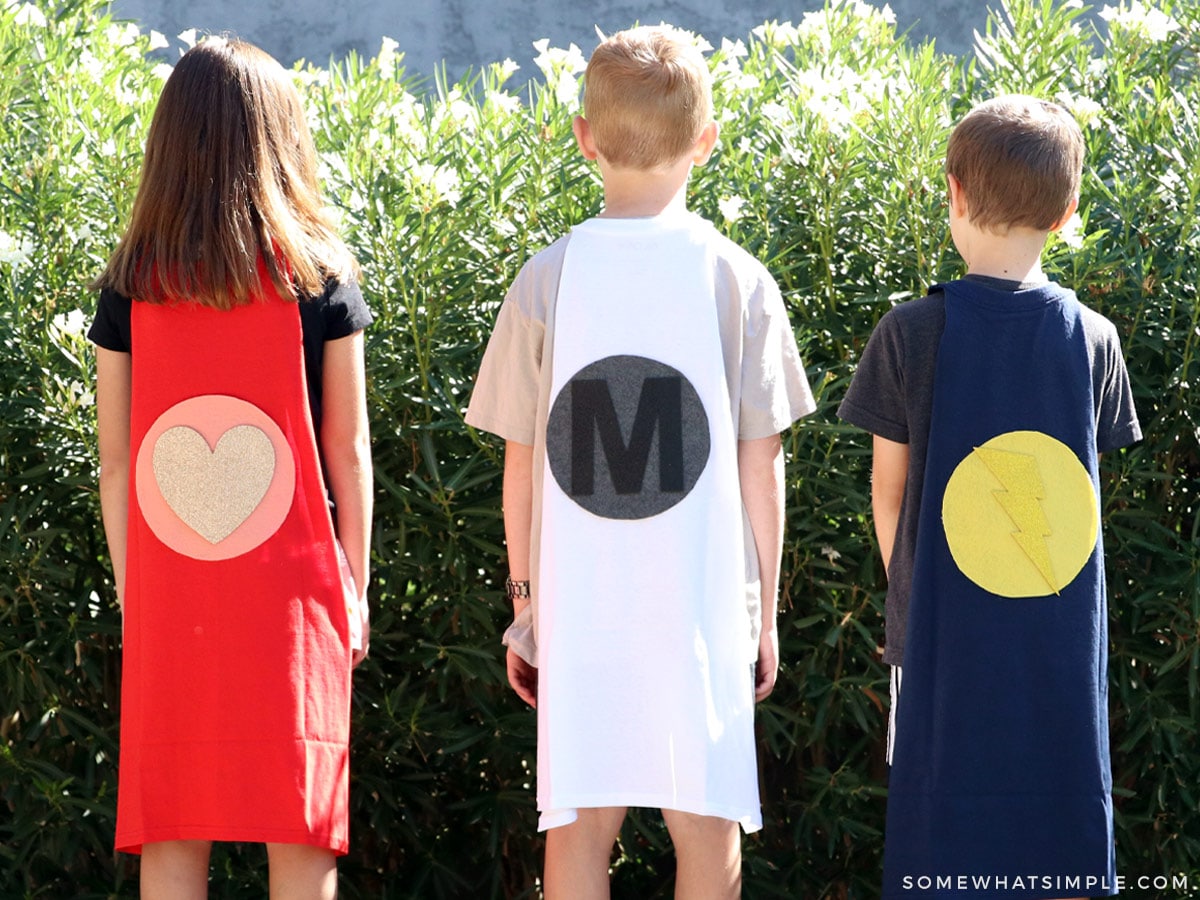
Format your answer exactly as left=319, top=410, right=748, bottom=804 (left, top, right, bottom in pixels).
left=972, top=445, right=1059, bottom=595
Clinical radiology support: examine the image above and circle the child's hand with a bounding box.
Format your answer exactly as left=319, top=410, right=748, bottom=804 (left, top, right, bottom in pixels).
left=507, top=648, right=538, bottom=707
left=754, top=627, right=779, bottom=702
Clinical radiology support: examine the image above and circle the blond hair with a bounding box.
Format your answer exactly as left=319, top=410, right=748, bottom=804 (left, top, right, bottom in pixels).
left=946, top=94, right=1084, bottom=232
left=582, top=25, right=713, bottom=170
left=93, top=37, right=358, bottom=308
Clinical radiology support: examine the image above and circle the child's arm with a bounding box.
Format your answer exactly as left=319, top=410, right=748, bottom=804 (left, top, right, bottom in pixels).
left=871, top=434, right=909, bottom=575
left=502, top=439, right=537, bottom=707
left=96, top=347, right=132, bottom=609
left=320, top=330, right=373, bottom=666
left=739, top=433, right=785, bottom=702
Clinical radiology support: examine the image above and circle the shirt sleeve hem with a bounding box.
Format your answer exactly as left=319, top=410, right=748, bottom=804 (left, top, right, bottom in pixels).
left=1097, top=421, right=1143, bottom=454
left=737, top=398, right=818, bottom=440
left=464, top=408, right=536, bottom=446
left=836, top=399, right=909, bottom=444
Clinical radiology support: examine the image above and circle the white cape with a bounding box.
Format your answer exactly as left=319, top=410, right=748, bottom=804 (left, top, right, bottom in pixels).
left=536, top=212, right=761, bottom=833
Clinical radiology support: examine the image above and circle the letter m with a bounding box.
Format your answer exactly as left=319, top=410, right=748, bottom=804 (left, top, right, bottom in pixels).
left=570, top=376, right=683, bottom=496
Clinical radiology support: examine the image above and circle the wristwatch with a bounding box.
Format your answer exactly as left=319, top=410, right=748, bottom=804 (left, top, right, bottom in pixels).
left=505, top=576, right=531, bottom=600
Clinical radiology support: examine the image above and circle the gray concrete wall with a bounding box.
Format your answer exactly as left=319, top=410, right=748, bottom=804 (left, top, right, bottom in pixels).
left=107, top=0, right=997, bottom=85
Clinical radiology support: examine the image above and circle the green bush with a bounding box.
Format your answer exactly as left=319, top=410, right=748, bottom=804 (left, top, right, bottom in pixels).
left=1, top=0, right=1196, bottom=896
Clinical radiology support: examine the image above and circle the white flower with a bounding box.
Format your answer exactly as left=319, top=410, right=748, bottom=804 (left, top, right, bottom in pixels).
left=148, top=30, right=169, bottom=51
left=445, top=88, right=475, bottom=126
left=1100, top=2, right=1179, bottom=42
left=795, top=10, right=834, bottom=53
left=114, top=79, right=144, bottom=106
left=152, top=62, right=175, bottom=81
left=410, top=163, right=462, bottom=207
left=727, top=71, right=760, bottom=92
left=106, top=21, right=141, bottom=48
left=12, top=3, right=47, bottom=27
left=430, top=87, right=477, bottom=134
left=376, top=36, right=401, bottom=72
left=177, top=28, right=198, bottom=50
left=555, top=72, right=580, bottom=106
left=0, top=231, right=33, bottom=269
left=51, top=308, right=88, bottom=338
left=820, top=544, right=843, bottom=562
left=1058, top=92, right=1104, bottom=128
left=531, top=38, right=587, bottom=79
left=74, top=49, right=105, bottom=81
left=760, top=101, right=792, bottom=126
left=486, top=89, right=522, bottom=115
left=291, top=64, right=328, bottom=87
left=492, top=57, right=520, bottom=86
left=532, top=39, right=586, bottom=107
left=752, top=20, right=800, bottom=48
left=788, top=59, right=889, bottom=136
left=807, top=94, right=854, bottom=135
left=718, top=195, right=746, bottom=223
left=720, top=37, right=748, bottom=59
left=714, top=39, right=756, bottom=88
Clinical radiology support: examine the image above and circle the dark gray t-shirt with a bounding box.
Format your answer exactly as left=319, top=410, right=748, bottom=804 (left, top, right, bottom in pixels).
left=837, top=277, right=1141, bottom=664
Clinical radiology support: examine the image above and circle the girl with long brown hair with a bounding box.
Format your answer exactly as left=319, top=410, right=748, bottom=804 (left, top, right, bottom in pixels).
left=89, top=36, right=372, bottom=898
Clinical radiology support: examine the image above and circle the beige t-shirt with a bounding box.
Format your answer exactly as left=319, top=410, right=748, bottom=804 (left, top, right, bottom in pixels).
left=466, top=217, right=816, bottom=662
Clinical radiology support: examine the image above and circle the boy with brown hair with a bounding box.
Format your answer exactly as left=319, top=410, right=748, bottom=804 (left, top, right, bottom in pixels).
left=839, top=95, right=1140, bottom=898
left=467, top=25, right=814, bottom=899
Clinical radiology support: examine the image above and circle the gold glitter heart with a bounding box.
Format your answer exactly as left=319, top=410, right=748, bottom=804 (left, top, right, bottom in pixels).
left=152, top=425, right=276, bottom=544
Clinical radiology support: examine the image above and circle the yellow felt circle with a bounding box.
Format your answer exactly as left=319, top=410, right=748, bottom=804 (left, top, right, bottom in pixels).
left=941, top=430, right=1098, bottom=598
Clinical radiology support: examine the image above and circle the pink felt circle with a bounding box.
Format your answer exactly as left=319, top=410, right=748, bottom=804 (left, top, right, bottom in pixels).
left=135, top=394, right=296, bottom=561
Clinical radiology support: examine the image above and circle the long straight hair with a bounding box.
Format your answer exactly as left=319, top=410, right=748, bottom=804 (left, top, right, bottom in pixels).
left=93, top=37, right=357, bottom=308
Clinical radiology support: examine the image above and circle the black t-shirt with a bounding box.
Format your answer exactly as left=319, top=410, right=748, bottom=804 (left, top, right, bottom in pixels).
left=88, top=278, right=372, bottom=437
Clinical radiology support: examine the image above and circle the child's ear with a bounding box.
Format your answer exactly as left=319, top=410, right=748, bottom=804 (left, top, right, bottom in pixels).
left=1048, top=195, right=1080, bottom=232
left=947, top=173, right=969, bottom=218
left=691, top=121, right=719, bottom=166
left=573, top=116, right=599, bottom=161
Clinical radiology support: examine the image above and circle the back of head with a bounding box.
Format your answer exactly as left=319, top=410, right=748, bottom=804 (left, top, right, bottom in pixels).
left=946, top=95, right=1084, bottom=233
left=95, top=36, right=356, bottom=308
left=582, top=25, right=712, bottom=170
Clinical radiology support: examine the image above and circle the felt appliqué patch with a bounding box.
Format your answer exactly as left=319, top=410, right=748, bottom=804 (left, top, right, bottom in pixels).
left=135, top=395, right=295, bottom=560
left=941, top=430, right=1098, bottom=598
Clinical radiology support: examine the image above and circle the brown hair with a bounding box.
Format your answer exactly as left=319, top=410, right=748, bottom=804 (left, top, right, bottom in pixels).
left=92, top=37, right=357, bottom=308
left=582, top=25, right=712, bottom=170
left=945, top=95, right=1084, bottom=232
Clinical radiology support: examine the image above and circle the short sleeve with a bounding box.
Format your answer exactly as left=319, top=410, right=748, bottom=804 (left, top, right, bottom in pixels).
left=88, top=288, right=133, bottom=352
left=321, top=279, right=372, bottom=339
left=465, top=266, right=545, bottom=446
left=1095, top=323, right=1141, bottom=453
left=837, top=309, right=911, bottom=444
left=738, top=276, right=816, bottom=439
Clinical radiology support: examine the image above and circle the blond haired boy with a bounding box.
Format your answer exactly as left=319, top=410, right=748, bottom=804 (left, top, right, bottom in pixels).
left=839, top=95, right=1140, bottom=898
left=467, top=25, right=814, bottom=899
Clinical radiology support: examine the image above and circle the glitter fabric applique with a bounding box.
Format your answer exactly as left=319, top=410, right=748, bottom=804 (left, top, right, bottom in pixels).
left=152, top=423, right=276, bottom=544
